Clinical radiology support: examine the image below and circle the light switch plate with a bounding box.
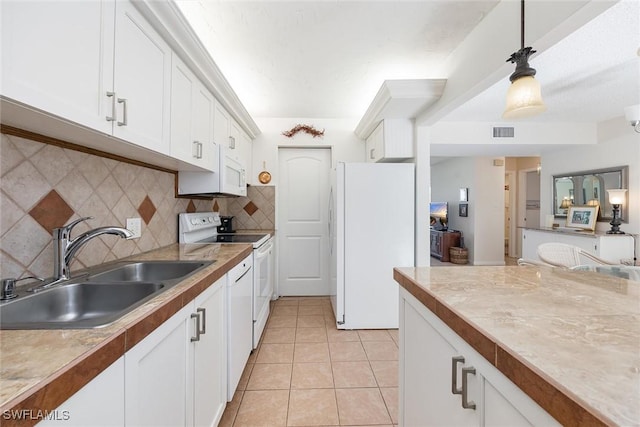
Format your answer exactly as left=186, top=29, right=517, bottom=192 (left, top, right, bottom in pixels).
left=126, top=217, right=142, bottom=239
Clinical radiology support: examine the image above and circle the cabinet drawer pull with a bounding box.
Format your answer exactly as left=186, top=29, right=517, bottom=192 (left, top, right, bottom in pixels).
left=193, top=141, right=203, bottom=159
left=229, top=136, right=235, bottom=149
left=106, top=91, right=116, bottom=122
left=370, top=148, right=375, bottom=159
left=117, top=98, right=128, bottom=126
left=190, top=313, right=201, bottom=342
left=197, top=307, right=206, bottom=335
left=461, top=366, right=476, bottom=410
left=451, top=356, right=464, bottom=395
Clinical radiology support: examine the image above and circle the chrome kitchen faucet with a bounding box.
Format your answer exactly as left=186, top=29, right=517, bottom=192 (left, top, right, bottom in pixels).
left=27, top=217, right=133, bottom=292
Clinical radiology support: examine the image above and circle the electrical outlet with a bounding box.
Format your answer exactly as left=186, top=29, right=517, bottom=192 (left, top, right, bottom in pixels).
left=126, top=217, right=142, bottom=239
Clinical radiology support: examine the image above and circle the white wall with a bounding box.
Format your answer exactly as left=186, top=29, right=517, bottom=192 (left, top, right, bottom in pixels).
left=431, top=157, right=505, bottom=265
left=540, top=116, right=640, bottom=256
left=250, top=118, right=364, bottom=187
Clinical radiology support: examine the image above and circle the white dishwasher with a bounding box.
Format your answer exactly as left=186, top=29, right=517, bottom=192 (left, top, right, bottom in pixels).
left=227, top=254, right=253, bottom=400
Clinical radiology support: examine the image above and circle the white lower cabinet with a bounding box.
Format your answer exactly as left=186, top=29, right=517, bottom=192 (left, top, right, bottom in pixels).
left=33, top=276, right=226, bottom=427
left=125, top=275, right=226, bottom=427
left=36, top=358, right=125, bottom=427
left=193, top=276, right=227, bottom=427
left=521, top=228, right=635, bottom=264
left=400, top=288, right=560, bottom=427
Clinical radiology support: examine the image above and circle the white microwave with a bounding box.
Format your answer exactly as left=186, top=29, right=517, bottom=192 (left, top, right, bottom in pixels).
left=177, top=144, right=247, bottom=197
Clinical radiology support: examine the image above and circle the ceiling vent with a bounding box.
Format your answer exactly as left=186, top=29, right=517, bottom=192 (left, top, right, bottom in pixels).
left=492, top=126, right=515, bottom=138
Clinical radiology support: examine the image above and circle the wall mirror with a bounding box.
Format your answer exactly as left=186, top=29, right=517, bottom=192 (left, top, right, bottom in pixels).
left=553, top=166, right=628, bottom=221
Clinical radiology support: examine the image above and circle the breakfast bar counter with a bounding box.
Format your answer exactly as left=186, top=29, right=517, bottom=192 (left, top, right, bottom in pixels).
left=393, top=265, right=640, bottom=426
left=0, top=243, right=252, bottom=426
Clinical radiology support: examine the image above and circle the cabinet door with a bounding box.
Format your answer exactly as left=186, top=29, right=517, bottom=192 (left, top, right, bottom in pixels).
left=237, top=129, right=253, bottom=184
left=1, top=1, right=114, bottom=134
left=214, top=101, right=231, bottom=149
left=170, top=54, right=216, bottom=171
left=170, top=55, right=196, bottom=164
left=229, top=119, right=242, bottom=161
left=37, top=357, right=124, bottom=427
left=113, top=1, right=171, bottom=154
left=402, top=299, right=478, bottom=427
left=125, top=304, right=193, bottom=427
left=192, top=82, right=216, bottom=170
left=365, top=122, right=383, bottom=163
left=193, top=277, right=227, bottom=427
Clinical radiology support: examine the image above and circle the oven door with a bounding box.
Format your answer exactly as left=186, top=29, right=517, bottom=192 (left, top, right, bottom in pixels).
left=252, top=238, right=273, bottom=349
left=221, top=149, right=247, bottom=197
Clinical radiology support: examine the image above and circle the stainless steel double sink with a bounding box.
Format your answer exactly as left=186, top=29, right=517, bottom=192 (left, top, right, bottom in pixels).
left=0, top=260, right=212, bottom=329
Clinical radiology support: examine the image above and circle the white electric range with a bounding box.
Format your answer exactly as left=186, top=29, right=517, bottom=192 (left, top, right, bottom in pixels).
left=178, top=212, right=274, bottom=399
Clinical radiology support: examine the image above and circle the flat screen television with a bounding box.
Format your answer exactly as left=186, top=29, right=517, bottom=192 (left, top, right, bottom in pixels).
left=430, top=202, right=448, bottom=230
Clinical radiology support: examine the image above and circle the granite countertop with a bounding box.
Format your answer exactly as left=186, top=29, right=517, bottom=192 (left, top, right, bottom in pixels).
left=394, top=265, right=640, bottom=427
left=0, top=243, right=253, bottom=425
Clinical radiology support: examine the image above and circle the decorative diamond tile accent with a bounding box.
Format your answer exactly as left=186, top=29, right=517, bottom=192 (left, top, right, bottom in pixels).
left=29, top=190, right=74, bottom=233
left=244, top=201, right=258, bottom=216
left=138, top=196, right=157, bottom=225
left=0, top=131, right=230, bottom=280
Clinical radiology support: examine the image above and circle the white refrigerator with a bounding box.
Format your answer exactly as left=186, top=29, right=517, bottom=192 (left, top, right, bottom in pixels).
left=329, top=162, right=415, bottom=329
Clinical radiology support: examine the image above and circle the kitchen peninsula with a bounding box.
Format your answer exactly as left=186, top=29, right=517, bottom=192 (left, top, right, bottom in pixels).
left=394, top=265, right=639, bottom=427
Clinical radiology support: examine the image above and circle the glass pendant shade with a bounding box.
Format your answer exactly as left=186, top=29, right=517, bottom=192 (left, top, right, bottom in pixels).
left=607, top=189, right=627, bottom=205
left=502, top=76, right=546, bottom=119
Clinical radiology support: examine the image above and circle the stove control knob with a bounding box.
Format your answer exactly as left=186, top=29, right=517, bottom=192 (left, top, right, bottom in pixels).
left=190, top=218, right=198, bottom=225
left=208, top=216, right=214, bottom=223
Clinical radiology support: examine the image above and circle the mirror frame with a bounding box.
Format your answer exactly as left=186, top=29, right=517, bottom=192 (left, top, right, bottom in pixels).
left=553, top=166, right=628, bottom=222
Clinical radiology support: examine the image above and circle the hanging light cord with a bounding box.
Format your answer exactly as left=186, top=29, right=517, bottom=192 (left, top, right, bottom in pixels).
left=520, top=0, right=525, bottom=49
left=506, top=0, right=536, bottom=82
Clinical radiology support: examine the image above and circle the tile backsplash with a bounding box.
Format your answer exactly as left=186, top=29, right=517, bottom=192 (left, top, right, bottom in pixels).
left=0, top=132, right=231, bottom=280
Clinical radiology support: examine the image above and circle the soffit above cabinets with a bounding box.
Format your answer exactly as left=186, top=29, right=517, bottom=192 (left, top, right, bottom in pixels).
left=354, top=79, right=447, bottom=139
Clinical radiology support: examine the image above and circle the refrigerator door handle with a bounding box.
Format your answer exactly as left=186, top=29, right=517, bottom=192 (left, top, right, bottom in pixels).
left=328, top=187, right=333, bottom=255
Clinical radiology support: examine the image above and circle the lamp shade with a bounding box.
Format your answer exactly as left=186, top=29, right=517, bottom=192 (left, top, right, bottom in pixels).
left=502, top=76, right=547, bottom=119
left=607, top=188, right=627, bottom=205
left=624, top=104, right=640, bottom=123
left=559, top=198, right=571, bottom=209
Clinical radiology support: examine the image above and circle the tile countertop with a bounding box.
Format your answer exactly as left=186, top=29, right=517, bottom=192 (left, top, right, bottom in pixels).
left=0, top=243, right=253, bottom=425
left=394, top=265, right=640, bottom=427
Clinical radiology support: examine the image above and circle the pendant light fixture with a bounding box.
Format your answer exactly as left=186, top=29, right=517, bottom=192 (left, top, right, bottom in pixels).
left=502, top=0, right=546, bottom=119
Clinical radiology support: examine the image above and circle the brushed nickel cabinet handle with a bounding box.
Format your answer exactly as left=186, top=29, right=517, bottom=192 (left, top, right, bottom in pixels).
left=106, top=91, right=116, bottom=122
left=197, top=307, right=206, bottom=335
left=451, top=356, right=465, bottom=394
left=117, top=98, right=128, bottom=126
left=193, top=141, right=203, bottom=159
left=461, top=366, right=476, bottom=410
left=190, top=312, right=201, bottom=342
left=229, top=136, right=235, bottom=149
left=370, top=148, right=375, bottom=159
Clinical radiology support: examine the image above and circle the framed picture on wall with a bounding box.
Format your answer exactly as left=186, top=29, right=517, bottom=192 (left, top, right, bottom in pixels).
left=566, top=205, right=599, bottom=231
left=459, top=203, right=468, bottom=217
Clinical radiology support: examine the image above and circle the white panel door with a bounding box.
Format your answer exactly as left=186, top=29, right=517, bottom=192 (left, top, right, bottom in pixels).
left=278, top=148, right=331, bottom=296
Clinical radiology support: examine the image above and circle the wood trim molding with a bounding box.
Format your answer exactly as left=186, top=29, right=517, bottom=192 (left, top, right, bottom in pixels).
left=1, top=124, right=179, bottom=176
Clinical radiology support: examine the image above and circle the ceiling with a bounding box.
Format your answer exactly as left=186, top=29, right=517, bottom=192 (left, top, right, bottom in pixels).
left=176, top=0, right=499, bottom=119
left=177, top=0, right=639, bottom=157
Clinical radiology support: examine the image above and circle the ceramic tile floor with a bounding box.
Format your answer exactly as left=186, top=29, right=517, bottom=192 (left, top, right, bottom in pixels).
left=220, top=296, right=399, bottom=427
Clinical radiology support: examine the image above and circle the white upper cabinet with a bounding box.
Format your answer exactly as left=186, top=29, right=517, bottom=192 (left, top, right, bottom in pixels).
left=170, top=53, right=217, bottom=171
left=1, top=1, right=115, bottom=135
left=2, top=0, right=172, bottom=155
left=215, top=100, right=252, bottom=176
left=214, top=101, right=232, bottom=150
left=365, top=118, right=414, bottom=163
left=111, top=1, right=171, bottom=153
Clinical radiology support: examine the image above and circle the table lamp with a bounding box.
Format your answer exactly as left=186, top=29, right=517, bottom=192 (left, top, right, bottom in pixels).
left=606, top=189, right=627, bottom=234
